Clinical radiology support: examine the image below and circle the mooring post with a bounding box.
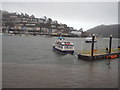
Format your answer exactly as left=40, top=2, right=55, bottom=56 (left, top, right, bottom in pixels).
left=91, top=34, right=95, bottom=59
left=109, top=35, right=112, bottom=54
left=107, top=35, right=112, bottom=65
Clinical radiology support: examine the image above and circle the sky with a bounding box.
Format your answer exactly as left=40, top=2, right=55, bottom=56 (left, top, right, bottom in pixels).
left=2, top=2, right=118, bottom=31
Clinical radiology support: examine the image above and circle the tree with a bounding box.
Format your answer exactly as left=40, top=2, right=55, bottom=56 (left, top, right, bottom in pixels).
left=30, top=15, right=35, bottom=19
left=42, top=16, right=47, bottom=21
left=79, top=28, right=83, bottom=33
left=25, top=13, right=29, bottom=18
left=48, top=18, right=52, bottom=23
left=21, top=13, right=24, bottom=17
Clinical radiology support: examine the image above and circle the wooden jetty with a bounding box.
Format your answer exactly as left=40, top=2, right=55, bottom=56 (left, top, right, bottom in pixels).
left=77, top=35, right=120, bottom=60
left=78, top=52, right=120, bottom=60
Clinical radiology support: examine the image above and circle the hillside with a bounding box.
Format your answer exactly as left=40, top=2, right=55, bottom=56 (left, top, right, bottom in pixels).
left=86, top=24, right=119, bottom=38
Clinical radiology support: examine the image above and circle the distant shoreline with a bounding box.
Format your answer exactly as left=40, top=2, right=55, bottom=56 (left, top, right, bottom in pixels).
left=1, top=34, right=120, bottom=39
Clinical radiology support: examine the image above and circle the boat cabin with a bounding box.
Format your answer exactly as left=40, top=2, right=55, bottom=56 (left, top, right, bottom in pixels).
left=54, top=37, right=74, bottom=51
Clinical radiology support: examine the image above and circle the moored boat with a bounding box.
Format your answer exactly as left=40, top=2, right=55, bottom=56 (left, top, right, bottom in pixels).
left=85, top=37, right=97, bottom=43
left=53, top=37, right=74, bottom=55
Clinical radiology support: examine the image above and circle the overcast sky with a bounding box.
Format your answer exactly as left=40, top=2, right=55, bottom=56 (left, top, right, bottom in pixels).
left=2, top=2, right=118, bottom=31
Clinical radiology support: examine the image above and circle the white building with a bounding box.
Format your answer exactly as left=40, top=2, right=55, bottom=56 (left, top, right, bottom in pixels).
left=71, top=30, right=82, bottom=36
left=38, top=18, right=44, bottom=23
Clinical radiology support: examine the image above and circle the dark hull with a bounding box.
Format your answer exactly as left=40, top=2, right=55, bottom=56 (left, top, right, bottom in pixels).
left=78, top=52, right=120, bottom=60
left=53, top=46, right=74, bottom=55
left=85, top=41, right=97, bottom=43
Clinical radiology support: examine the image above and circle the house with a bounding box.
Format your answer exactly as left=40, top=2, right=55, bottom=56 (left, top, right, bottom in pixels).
left=38, top=18, right=44, bottom=23
left=57, top=24, right=65, bottom=29
left=71, top=30, right=82, bottom=36
left=51, top=20, right=58, bottom=24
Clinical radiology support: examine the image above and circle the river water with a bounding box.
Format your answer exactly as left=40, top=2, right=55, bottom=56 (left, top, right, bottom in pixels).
left=2, top=36, right=119, bottom=88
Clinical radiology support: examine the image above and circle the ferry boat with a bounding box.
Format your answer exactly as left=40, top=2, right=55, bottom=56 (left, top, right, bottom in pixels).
left=53, top=37, right=74, bottom=55
left=85, top=37, right=97, bottom=43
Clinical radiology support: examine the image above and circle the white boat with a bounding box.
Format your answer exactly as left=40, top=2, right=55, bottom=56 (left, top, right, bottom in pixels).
left=85, top=37, right=97, bottom=43
left=53, top=37, right=74, bottom=55
left=0, top=33, right=3, bottom=36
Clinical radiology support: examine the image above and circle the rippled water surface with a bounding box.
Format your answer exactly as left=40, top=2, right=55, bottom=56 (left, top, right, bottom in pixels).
left=2, top=36, right=119, bottom=88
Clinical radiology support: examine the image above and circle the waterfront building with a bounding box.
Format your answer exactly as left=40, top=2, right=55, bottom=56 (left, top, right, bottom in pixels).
left=71, top=30, right=82, bottom=36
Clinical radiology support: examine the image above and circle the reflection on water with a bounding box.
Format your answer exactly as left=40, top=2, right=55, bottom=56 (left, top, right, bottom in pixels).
left=2, top=36, right=118, bottom=88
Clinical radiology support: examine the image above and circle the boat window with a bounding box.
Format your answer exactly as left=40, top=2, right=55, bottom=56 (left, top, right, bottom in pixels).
left=64, top=46, right=67, bottom=49
left=64, top=46, right=68, bottom=49
left=69, top=46, right=71, bottom=49
left=70, top=46, right=73, bottom=49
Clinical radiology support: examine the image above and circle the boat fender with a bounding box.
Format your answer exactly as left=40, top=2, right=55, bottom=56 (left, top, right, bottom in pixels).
left=106, top=54, right=118, bottom=59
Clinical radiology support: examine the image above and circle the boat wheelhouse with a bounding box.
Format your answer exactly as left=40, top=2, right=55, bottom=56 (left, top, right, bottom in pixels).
left=53, top=37, right=74, bottom=55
